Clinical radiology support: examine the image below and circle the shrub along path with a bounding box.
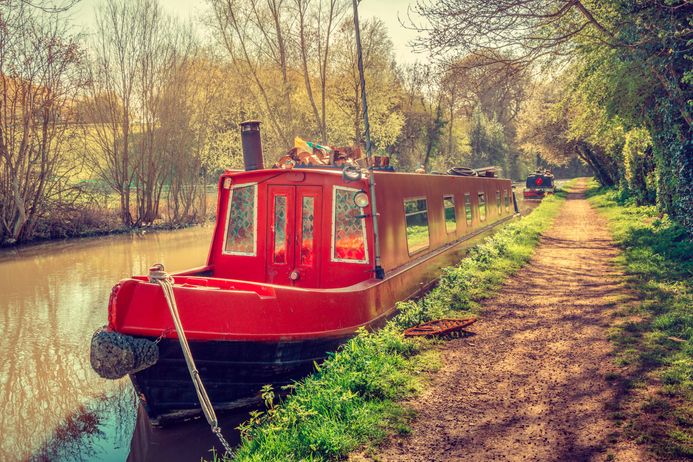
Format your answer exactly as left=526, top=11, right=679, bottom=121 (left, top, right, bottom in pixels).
left=373, top=180, right=648, bottom=462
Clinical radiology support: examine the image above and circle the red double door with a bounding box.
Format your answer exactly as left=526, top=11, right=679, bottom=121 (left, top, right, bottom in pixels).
left=266, top=185, right=322, bottom=287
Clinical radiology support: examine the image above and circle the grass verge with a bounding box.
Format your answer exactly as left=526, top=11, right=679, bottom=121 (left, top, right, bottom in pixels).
left=586, top=181, right=692, bottom=458
left=222, top=190, right=568, bottom=462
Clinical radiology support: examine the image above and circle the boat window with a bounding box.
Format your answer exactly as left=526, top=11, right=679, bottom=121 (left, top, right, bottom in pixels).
left=478, top=193, right=486, bottom=222
left=505, top=190, right=510, bottom=211
left=273, top=195, right=288, bottom=263
left=443, top=195, right=456, bottom=233
left=224, top=184, right=257, bottom=255
left=464, top=193, right=472, bottom=226
left=301, top=196, right=315, bottom=266
left=332, top=186, right=368, bottom=263
left=496, top=190, right=502, bottom=214
left=404, top=198, right=429, bottom=254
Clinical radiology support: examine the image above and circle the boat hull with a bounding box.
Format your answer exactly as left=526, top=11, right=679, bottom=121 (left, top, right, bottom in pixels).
left=130, top=335, right=350, bottom=424
left=118, top=215, right=518, bottom=423
left=523, top=189, right=546, bottom=200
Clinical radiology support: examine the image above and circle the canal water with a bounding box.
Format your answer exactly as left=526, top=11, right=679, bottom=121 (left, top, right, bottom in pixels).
left=0, top=226, right=245, bottom=462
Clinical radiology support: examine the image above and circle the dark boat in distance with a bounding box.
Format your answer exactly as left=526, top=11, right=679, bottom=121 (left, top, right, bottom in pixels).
left=523, top=169, right=555, bottom=200
left=91, top=121, right=519, bottom=424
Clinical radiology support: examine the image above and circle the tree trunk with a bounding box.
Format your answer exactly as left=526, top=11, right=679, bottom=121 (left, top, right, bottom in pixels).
left=297, top=0, right=323, bottom=140
left=575, top=142, right=617, bottom=186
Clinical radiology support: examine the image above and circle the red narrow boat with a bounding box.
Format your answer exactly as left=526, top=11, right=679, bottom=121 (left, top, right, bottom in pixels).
left=90, top=122, right=519, bottom=424
left=523, top=169, right=555, bottom=200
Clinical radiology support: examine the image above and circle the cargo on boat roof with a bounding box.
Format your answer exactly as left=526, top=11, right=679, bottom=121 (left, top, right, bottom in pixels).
left=91, top=120, right=520, bottom=424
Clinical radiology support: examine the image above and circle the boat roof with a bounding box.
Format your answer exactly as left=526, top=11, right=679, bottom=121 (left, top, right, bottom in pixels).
left=222, top=167, right=510, bottom=181
left=222, top=167, right=345, bottom=180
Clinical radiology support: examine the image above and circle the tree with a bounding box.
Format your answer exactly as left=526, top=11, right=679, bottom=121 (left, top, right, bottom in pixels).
left=394, top=63, right=433, bottom=170
left=208, top=4, right=405, bottom=159
left=517, top=79, right=620, bottom=186
left=329, top=18, right=403, bottom=149
left=467, top=108, right=508, bottom=172
left=293, top=0, right=348, bottom=143
left=437, top=54, right=529, bottom=176
left=84, top=0, right=197, bottom=227
left=622, top=128, right=655, bottom=205
left=412, top=0, right=693, bottom=230
left=0, top=1, right=85, bottom=243
left=162, top=53, right=247, bottom=223
left=209, top=0, right=298, bottom=151
left=84, top=0, right=141, bottom=226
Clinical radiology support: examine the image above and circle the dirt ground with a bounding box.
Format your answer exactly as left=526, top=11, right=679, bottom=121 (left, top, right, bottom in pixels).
left=371, top=180, right=648, bottom=462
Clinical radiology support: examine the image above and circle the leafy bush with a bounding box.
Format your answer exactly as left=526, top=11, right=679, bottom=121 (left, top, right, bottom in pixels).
left=622, top=127, right=656, bottom=205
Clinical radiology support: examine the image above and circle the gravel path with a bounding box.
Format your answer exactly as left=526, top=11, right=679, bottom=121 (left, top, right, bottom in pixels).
left=372, top=180, right=647, bottom=462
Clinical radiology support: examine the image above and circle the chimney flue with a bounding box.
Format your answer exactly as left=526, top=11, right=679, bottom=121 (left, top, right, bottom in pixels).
left=240, top=120, right=264, bottom=171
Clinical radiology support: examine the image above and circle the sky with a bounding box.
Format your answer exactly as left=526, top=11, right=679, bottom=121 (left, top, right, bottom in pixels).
left=359, top=0, right=427, bottom=65
left=69, top=0, right=428, bottom=65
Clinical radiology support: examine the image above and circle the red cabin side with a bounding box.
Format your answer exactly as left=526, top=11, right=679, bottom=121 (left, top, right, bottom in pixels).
left=105, top=167, right=516, bottom=342
left=204, top=168, right=514, bottom=290
left=373, top=172, right=514, bottom=272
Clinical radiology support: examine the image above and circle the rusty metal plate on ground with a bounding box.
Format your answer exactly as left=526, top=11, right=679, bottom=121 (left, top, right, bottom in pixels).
left=404, top=317, right=477, bottom=337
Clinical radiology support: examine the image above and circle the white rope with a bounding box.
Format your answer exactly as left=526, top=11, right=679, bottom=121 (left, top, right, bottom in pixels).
left=149, top=264, right=235, bottom=458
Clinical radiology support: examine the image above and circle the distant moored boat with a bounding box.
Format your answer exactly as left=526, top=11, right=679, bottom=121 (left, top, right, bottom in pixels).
left=523, top=169, right=555, bottom=200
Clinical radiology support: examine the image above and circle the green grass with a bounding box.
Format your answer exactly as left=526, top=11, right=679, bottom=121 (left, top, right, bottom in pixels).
left=586, top=180, right=692, bottom=458
left=405, top=224, right=430, bottom=254
left=219, top=188, right=568, bottom=461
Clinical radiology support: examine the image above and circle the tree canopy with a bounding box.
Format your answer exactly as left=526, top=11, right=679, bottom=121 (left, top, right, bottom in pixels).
left=411, top=0, right=692, bottom=231
left=1, top=0, right=690, bottom=243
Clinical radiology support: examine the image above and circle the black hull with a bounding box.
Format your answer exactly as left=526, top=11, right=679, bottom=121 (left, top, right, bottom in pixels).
left=129, top=336, right=349, bottom=424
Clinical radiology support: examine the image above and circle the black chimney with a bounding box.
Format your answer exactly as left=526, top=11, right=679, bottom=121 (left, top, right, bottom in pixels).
left=240, top=120, right=264, bottom=171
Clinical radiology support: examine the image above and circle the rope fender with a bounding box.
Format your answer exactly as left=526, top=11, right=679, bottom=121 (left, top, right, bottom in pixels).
left=90, top=328, right=159, bottom=380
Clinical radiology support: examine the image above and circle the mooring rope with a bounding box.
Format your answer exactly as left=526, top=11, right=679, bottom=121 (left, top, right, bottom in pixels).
left=148, top=264, right=234, bottom=458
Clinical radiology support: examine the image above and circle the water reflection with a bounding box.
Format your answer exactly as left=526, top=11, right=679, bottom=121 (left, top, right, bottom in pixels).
left=29, top=383, right=245, bottom=462
left=32, top=384, right=137, bottom=462
left=0, top=227, right=213, bottom=461
left=127, top=402, right=245, bottom=462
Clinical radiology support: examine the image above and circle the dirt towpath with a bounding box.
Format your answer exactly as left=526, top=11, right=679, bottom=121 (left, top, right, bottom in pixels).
left=373, top=180, right=646, bottom=462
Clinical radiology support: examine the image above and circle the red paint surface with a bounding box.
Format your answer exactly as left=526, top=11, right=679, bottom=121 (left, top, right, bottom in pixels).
left=524, top=189, right=546, bottom=198
left=109, top=168, right=515, bottom=342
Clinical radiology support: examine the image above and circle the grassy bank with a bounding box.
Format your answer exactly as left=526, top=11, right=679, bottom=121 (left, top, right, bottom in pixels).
left=586, top=182, right=692, bottom=458
left=221, top=189, right=568, bottom=461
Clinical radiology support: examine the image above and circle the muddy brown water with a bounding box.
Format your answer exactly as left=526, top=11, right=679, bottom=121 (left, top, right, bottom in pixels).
left=0, top=226, right=249, bottom=461
left=0, top=187, right=542, bottom=462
